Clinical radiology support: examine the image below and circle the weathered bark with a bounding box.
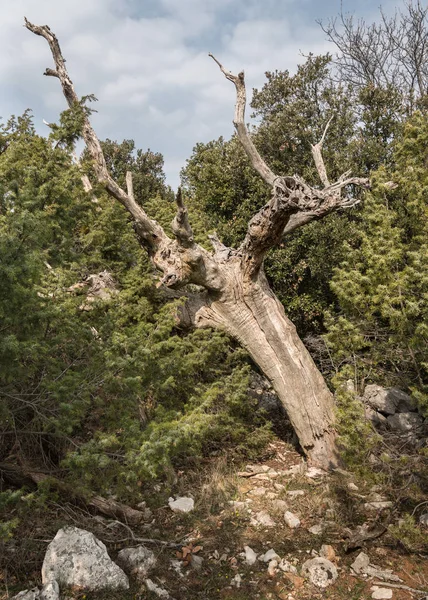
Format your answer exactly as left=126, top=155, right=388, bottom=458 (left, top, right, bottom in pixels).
left=0, top=462, right=146, bottom=524
left=184, top=259, right=338, bottom=468
left=25, top=20, right=370, bottom=468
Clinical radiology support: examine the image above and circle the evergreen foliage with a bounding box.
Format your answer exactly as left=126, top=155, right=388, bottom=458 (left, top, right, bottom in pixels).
left=0, top=111, right=269, bottom=514
left=325, top=110, right=428, bottom=411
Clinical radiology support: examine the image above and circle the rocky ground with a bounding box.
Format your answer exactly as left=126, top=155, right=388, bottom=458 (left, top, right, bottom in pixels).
left=3, top=438, right=427, bottom=600
left=2, top=384, right=427, bottom=600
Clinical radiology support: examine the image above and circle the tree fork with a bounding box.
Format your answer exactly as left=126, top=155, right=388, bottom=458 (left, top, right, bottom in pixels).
left=26, top=20, right=369, bottom=469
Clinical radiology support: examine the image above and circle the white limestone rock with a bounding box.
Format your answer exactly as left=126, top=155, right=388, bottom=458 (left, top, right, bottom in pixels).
left=39, top=582, right=60, bottom=600
left=250, top=510, right=276, bottom=527
left=260, top=549, right=280, bottom=563
left=168, top=496, right=194, bottom=513
left=350, top=552, right=370, bottom=574
left=145, top=579, right=170, bottom=598
left=302, top=557, right=338, bottom=588
left=116, top=545, right=156, bottom=582
left=243, top=545, right=257, bottom=565
left=42, top=526, right=129, bottom=591
left=387, top=412, right=423, bottom=432
left=371, top=586, right=393, bottom=599
left=284, top=511, right=300, bottom=529
left=11, top=590, right=41, bottom=600
left=364, top=384, right=416, bottom=415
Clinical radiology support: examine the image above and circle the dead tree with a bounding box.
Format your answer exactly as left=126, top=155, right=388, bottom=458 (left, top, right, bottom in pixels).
left=25, top=19, right=369, bottom=469
left=320, top=1, right=428, bottom=102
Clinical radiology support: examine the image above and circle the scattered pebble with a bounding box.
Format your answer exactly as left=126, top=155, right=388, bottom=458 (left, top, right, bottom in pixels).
left=249, top=487, right=268, bottom=496
left=308, top=524, right=323, bottom=535
left=168, top=497, right=194, bottom=513
left=301, top=557, right=338, bottom=588
left=278, top=559, right=298, bottom=574
left=305, top=467, right=326, bottom=479
left=251, top=511, right=276, bottom=527
left=364, top=501, right=393, bottom=511
left=371, top=587, right=393, bottom=599
left=260, top=549, right=280, bottom=563
left=243, top=546, right=257, bottom=566
left=267, top=559, right=278, bottom=577
left=348, top=482, right=359, bottom=491
left=284, top=511, right=300, bottom=529
left=286, top=490, right=305, bottom=498
left=271, top=499, right=288, bottom=511
left=419, top=513, right=428, bottom=526
left=320, top=545, right=336, bottom=562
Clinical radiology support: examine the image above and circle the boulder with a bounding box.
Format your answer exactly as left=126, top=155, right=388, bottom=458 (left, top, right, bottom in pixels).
left=116, top=545, right=156, bottom=582
left=363, top=385, right=415, bottom=415
left=365, top=407, right=387, bottom=427
left=42, top=526, right=129, bottom=591
left=387, top=412, right=423, bottom=433
left=302, top=557, right=338, bottom=588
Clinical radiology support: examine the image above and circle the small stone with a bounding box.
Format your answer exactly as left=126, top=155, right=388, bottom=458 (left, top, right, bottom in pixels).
left=11, top=590, right=41, bottom=600
left=348, top=482, right=359, bottom=491
left=191, top=555, right=203, bottom=570
left=371, top=587, right=393, bottom=599
left=40, top=582, right=59, bottom=600
left=286, top=490, right=305, bottom=498
left=252, top=473, right=271, bottom=481
left=272, top=499, right=288, bottom=511
left=387, top=412, right=423, bottom=432
left=249, top=486, right=268, bottom=496
left=301, top=557, right=338, bottom=588
left=266, top=492, right=278, bottom=499
left=260, top=549, right=281, bottom=562
left=308, top=524, right=323, bottom=535
left=320, top=545, right=336, bottom=562
left=243, top=546, right=257, bottom=565
left=419, top=513, right=428, bottom=526
left=274, top=483, right=285, bottom=491
left=364, top=501, right=393, bottom=511
left=350, top=552, right=370, bottom=574
left=305, top=467, right=326, bottom=479
left=268, top=559, right=278, bottom=577
left=117, top=545, right=156, bottom=582
left=168, top=496, right=194, bottom=513
left=246, top=464, right=269, bottom=474
left=145, top=579, right=170, bottom=598
left=284, top=511, right=300, bottom=529
left=251, top=511, right=276, bottom=527
left=231, top=574, right=242, bottom=588
left=278, top=559, right=298, bottom=574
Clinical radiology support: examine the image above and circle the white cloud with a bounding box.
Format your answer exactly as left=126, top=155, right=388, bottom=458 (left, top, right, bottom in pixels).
left=0, top=0, right=398, bottom=189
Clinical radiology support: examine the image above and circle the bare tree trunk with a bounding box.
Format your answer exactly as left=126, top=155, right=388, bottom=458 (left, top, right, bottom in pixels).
left=191, top=266, right=338, bottom=469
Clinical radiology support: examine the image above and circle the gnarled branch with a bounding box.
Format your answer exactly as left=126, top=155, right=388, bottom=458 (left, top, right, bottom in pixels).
left=24, top=18, right=165, bottom=252
left=171, top=187, right=194, bottom=247
left=211, top=55, right=369, bottom=277
left=209, top=54, right=277, bottom=186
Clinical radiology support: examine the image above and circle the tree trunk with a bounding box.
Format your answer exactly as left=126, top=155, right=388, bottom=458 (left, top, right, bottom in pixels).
left=194, top=266, right=339, bottom=470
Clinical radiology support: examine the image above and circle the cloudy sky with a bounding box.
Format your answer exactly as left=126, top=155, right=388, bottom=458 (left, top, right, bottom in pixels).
left=1, top=0, right=398, bottom=189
